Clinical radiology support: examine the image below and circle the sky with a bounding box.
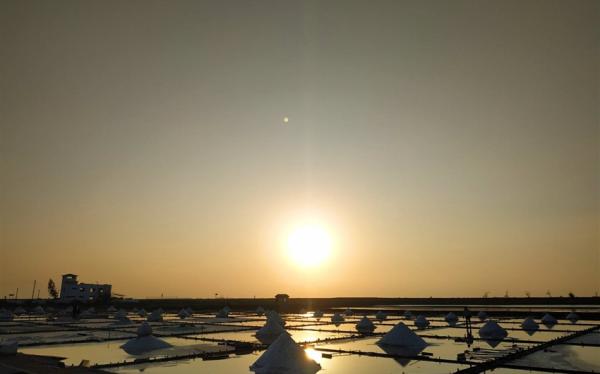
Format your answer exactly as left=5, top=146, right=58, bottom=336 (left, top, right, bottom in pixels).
left=1, top=0, right=598, bottom=299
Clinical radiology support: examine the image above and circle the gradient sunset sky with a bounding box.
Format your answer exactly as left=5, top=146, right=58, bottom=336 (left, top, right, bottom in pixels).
left=1, top=0, right=598, bottom=299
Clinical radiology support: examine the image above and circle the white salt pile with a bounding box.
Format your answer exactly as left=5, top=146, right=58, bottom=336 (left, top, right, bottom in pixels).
left=521, top=317, right=539, bottom=335
left=377, top=322, right=428, bottom=365
left=445, top=312, right=458, bottom=325
left=566, top=312, right=579, bottom=324
left=147, top=310, right=163, bottom=322
left=414, top=315, right=430, bottom=329
left=541, top=313, right=557, bottom=326
left=331, top=313, right=345, bottom=325
left=256, top=317, right=286, bottom=344
left=266, top=310, right=285, bottom=326
left=479, top=320, right=508, bottom=341
left=355, top=316, right=376, bottom=334
left=216, top=308, right=229, bottom=319
left=120, top=322, right=172, bottom=355
left=250, top=332, right=321, bottom=374
left=375, top=310, right=387, bottom=322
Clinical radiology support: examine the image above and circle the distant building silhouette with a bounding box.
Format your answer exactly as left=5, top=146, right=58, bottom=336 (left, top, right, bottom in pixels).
left=59, top=274, right=111, bottom=303
left=275, top=294, right=290, bottom=303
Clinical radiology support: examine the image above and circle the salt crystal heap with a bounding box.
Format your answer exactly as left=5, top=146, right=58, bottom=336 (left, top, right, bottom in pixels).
left=331, top=313, right=345, bottom=326
left=445, top=312, right=458, bottom=325
left=478, top=320, right=508, bottom=347
left=375, top=310, right=387, bottom=322
left=355, top=316, right=376, bottom=334
left=256, top=317, right=286, bottom=344
left=377, top=322, right=427, bottom=366
left=521, top=317, right=539, bottom=335
left=566, top=312, right=579, bottom=324
left=120, top=322, right=172, bottom=355
left=250, top=333, right=321, bottom=374
left=541, top=313, right=557, bottom=327
left=147, top=310, right=163, bottom=322
left=414, top=315, right=430, bottom=329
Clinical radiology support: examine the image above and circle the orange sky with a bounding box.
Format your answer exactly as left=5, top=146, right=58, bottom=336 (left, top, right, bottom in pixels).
left=1, top=0, right=598, bottom=299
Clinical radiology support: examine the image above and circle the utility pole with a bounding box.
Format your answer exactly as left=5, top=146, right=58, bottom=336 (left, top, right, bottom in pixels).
left=31, top=280, right=37, bottom=300
left=15, top=288, right=19, bottom=300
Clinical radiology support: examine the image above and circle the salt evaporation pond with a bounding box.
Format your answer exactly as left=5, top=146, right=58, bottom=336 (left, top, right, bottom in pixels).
left=2, top=306, right=599, bottom=373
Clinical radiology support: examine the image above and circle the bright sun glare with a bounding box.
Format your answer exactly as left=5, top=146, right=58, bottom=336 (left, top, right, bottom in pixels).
left=287, top=224, right=332, bottom=267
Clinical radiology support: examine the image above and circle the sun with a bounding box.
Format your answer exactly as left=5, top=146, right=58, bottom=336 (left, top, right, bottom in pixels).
left=287, top=224, right=332, bottom=267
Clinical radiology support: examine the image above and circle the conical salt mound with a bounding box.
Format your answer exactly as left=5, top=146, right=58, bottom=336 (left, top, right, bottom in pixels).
left=414, top=315, right=430, bottom=329
left=378, top=322, right=427, bottom=350
left=13, top=307, right=26, bottom=315
left=0, top=310, right=14, bottom=321
left=32, top=306, right=45, bottom=315
left=521, top=317, right=539, bottom=335
left=256, top=318, right=286, bottom=344
left=355, top=316, right=376, bottom=334
left=216, top=309, right=229, bottom=318
left=403, top=311, right=413, bottom=319
left=138, top=308, right=147, bottom=317
left=256, top=306, right=265, bottom=316
left=477, top=311, right=488, bottom=321
left=541, top=313, right=557, bottom=326
left=250, top=332, right=321, bottom=374
left=178, top=309, right=189, bottom=319
left=445, top=312, right=458, bottom=325
left=107, top=306, right=117, bottom=313
left=331, top=313, right=345, bottom=325
left=266, top=311, right=285, bottom=326
left=566, top=312, right=579, bottom=324
left=147, top=310, right=163, bottom=322
left=120, top=322, right=172, bottom=355
left=344, top=308, right=354, bottom=316
left=375, top=310, right=387, bottom=322
left=478, top=320, right=508, bottom=341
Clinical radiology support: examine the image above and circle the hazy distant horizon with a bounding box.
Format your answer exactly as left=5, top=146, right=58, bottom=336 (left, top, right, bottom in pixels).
left=1, top=0, right=599, bottom=300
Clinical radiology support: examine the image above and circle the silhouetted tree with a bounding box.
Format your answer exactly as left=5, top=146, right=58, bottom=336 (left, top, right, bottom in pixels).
left=48, top=279, right=59, bottom=299
left=546, top=290, right=552, bottom=297
left=525, top=291, right=531, bottom=298
left=568, top=292, right=575, bottom=298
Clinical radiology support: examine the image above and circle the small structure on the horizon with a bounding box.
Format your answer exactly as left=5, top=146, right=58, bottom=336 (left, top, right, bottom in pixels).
left=59, top=274, right=111, bottom=303
left=275, top=294, right=289, bottom=303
